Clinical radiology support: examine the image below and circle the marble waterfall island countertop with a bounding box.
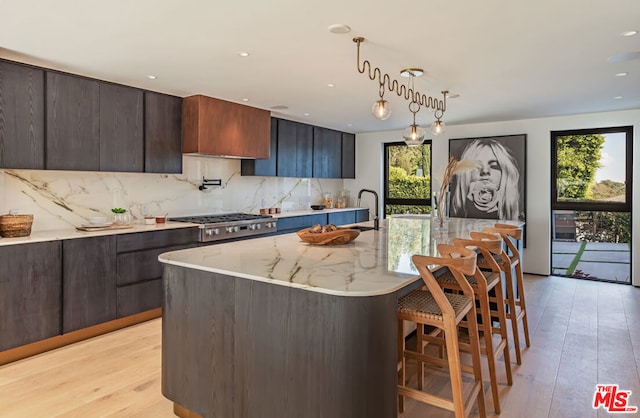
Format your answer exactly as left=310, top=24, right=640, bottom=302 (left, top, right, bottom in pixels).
left=158, top=216, right=523, bottom=297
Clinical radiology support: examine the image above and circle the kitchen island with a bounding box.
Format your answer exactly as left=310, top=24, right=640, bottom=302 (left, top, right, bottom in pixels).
left=159, top=216, right=522, bottom=418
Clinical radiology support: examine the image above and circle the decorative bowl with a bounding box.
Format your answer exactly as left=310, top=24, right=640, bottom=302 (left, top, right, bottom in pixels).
left=310, top=205, right=326, bottom=211
left=297, top=227, right=360, bottom=245
left=88, top=216, right=108, bottom=225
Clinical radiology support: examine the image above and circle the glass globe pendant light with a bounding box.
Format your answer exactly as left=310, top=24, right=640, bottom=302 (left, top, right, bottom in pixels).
left=430, top=106, right=446, bottom=135
left=371, top=82, right=391, bottom=120
left=403, top=100, right=425, bottom=146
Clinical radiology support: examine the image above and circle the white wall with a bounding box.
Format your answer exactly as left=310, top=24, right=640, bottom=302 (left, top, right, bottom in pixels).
left=345, top=109, right=640, bottom=285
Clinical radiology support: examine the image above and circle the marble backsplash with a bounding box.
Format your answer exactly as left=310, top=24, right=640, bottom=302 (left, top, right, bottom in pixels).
left=0, top=155, right=346, bottom=231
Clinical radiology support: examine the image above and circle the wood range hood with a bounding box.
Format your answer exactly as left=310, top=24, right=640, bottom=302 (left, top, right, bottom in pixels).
left=182, top=95, right=271, bottom=159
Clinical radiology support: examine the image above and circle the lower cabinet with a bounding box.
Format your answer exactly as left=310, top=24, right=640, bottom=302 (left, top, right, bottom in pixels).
left=0, top=241, right=62, bottom=351
left=116, top=229, right=199, bottom=317
left=328, top=211, right=356, bottom=226
left=116, top=279, right=163, bottom=318
left=62, top=236, right=117, bottom=333
left=275, top=209, right=370, bottom=235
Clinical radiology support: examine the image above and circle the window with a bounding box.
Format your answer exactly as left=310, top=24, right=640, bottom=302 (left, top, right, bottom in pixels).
left=383, top=141, right=432, bottom=217
left=550, top=126, right=633, bottom=283
left=551, top=126, right=632, bottom=212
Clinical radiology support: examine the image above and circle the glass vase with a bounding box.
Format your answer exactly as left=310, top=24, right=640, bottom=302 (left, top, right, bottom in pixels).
left=432, top=191, right=450, bottom=231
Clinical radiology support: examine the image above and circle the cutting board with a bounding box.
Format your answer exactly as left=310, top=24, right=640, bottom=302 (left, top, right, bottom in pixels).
left=76, top=224, right=134, bottom=232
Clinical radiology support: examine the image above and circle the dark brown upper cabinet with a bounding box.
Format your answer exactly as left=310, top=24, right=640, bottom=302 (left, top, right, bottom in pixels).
left=46, top=72, right=100, bottom=170
left=1, top=58, right=182, bottom=174
left=341, top=132, right=355, bottom=179
left=0, top=61, right=45, bottom=169
left=145, top=91, right=182, bottom=173
left=277, top=119, right=313, bottom=178
left=99, top=83, right=144, bottom=172
left=182, top=95, right=270, bottom=159
left=241, top=118, right=355, bottom=179
left=313, top=126, right=342, bottom=178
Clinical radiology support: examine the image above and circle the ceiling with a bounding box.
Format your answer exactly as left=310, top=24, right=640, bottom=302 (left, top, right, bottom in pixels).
left=1, top=0, right=639, bottom=134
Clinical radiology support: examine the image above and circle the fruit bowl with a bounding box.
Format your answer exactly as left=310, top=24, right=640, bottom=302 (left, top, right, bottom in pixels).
left=297, top=227, right=360, bottom=245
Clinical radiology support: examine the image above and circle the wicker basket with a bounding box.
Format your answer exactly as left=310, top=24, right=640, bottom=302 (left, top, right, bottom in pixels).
left=0, top=214, right=34, bottom=238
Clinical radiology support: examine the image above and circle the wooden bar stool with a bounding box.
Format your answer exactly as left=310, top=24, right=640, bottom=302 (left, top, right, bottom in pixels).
left=482, top=224, right=530, bottom=365
left=429, top=232, right=513, bottom=414
left=398, top=244, right=486, bottom=418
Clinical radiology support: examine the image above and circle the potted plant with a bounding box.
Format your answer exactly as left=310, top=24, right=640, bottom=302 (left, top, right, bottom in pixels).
left=111, top=207, right=130, bottom=225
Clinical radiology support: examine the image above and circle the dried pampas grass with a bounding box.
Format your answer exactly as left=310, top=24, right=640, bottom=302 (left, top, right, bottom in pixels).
left=436, top=156, right=479, bottom=223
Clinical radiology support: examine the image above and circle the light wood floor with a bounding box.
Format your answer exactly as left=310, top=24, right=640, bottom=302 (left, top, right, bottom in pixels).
left=1, top=275, right=639, bottom=418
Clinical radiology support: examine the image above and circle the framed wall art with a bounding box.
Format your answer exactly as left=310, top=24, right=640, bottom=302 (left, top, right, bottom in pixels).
left=448, top=134, right=527, bottom=224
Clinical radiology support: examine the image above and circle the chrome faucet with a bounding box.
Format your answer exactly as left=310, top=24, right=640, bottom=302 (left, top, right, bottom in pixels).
left=356, top=188, right=379, bottom=230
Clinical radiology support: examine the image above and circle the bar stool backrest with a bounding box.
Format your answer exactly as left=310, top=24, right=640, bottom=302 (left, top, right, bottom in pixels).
left=483, top=225, right=522, bottom=261
left=455, top=232, right=504, bottom=273
left=411, top=245, right=477, bottom=318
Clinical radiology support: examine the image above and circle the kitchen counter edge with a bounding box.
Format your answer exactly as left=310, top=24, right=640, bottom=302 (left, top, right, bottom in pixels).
left=0, top=222, right=199, bottom=247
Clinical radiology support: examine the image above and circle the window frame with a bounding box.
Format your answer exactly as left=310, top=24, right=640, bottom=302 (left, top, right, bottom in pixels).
left=383, top=141, right=433, bottom=217
left=550, top=126, right=633, bottom=212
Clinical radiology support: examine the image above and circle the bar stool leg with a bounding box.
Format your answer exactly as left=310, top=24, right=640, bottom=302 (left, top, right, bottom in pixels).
left=492, top=278, right=513, bottom=385
left=504, top=267, right=523, bottom=365
left=515, top=261, right=531, bottom=348
left=477, top=285, right=502, bottom=413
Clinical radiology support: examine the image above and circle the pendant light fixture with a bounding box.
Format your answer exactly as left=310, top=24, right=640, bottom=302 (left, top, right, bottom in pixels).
left=371, top=81, right=391, bottom=120
left=402, top=72, right=425, bottom=146
left=353, top=37, right=449, bottom=135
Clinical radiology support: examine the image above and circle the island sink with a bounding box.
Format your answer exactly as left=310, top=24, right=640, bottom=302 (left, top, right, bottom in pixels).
left=349, top=225, right=375, bottom=232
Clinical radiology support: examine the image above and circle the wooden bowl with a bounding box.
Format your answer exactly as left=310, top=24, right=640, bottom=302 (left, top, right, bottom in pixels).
left=297, top=227, right=360, bottom=245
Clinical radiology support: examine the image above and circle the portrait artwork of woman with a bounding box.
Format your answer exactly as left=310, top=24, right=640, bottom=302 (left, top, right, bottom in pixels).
left=450, top=137, right=525, bottom=221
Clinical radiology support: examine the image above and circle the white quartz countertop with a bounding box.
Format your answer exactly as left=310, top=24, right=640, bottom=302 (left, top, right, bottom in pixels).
left=159, top=216, right=523, bottom=297
left=0, top=208, right=367, bottom=247
left=0, top=221, right=199, bottom=247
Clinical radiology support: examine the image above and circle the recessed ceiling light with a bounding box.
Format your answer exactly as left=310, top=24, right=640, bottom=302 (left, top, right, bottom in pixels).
left=146, top=75, right=157, bottom=80
left=614, top=96, right=624, bottom=99
left=238, top=52, right=250, bottom=57
left=347, top=124, right=352, bottom=127
left=304, top=113, right=310, bottom=116
left=328, top=24, right=351, bottom=34
left=327, top=83, right=335, bottom=87
left=621, top=30, right=638, bottom=37
left=242, top=98, right=249, bottom=102
left=615, top=72, right=629, bottom=77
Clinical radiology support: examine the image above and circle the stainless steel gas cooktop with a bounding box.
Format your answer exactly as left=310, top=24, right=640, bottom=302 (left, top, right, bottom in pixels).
left=170, top=213, right=277, bottom=242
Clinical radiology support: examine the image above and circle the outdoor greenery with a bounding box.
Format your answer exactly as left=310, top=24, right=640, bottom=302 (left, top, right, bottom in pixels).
left=556, top=134, right=604, bottom=200
left=386, top=144, right=432, bottom=216
left=591, top=179, right=626, bottom=201
left=556, top=134, right=629, bottom=243
left=575, top=211, right=630, bottom=243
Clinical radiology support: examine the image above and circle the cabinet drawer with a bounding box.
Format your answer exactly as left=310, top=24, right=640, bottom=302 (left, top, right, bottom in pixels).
left=117, top=243, right=196, bottom=286
left=117, top=228, right=199, bottom=253
left=116, top=279, right=162, bottom=318
left=277, top=214, right=327, bottom=232
left=328, top=211, right=356, bottom=226
left=355, top=209, right=369, bottom=223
